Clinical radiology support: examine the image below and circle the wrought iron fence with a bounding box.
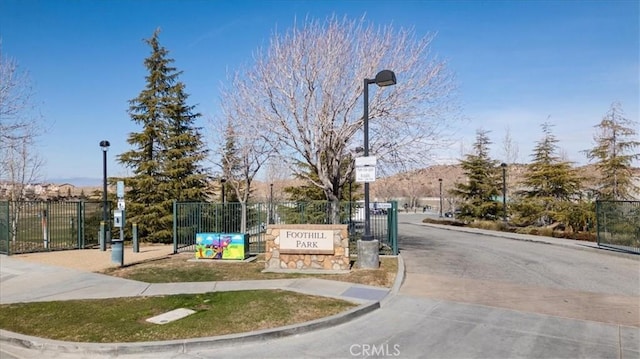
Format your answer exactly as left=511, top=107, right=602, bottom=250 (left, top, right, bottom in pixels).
left=0, top=201, right=105, bottom=255
left=596, top=200, right=640, bottom=254
left=173, top=201, right=398, bottom=256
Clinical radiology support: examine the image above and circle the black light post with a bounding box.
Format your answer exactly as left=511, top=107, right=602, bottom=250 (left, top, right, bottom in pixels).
left=363, top=69, right=396, bottom=242
left=358, top=70, right=396, bottom=269
left=99, top=140, right=110, bottom=250
left=438, top=178, right=443, bottom=218
left=501, top=163, right=507, bottom=222
left=269, top=183, right=274, bottom=224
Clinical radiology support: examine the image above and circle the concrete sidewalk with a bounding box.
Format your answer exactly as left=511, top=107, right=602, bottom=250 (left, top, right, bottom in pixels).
left=0, top=253, right=402, bottom=357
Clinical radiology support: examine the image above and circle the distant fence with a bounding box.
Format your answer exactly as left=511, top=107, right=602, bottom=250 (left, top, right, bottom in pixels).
left=0, top=201, right=107, bottom=255
left=596, top=200, right=640, bottom=254
left=173, top=201, right=398, bottom=256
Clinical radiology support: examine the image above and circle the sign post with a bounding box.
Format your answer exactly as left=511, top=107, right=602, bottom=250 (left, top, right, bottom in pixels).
left=111, top=181, right=126, bottom=265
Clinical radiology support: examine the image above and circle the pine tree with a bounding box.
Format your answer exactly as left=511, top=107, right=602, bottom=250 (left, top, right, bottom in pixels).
left=450, top=129, right=501, bottom=220
left=220, top=121, right=242, bottom=203
left=585, top=102, right=640, bottom=200
left=514, top=122, right=582, bottom=226
left=118, top=29, right=209, bottom=243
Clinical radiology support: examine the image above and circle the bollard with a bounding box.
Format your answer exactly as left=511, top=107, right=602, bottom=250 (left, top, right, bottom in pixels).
left=132, top=223, right=139, bottom=253
left=100, top=221, right=106, bottom=251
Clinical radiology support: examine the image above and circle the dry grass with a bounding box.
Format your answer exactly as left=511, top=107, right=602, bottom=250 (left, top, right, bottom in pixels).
left=102, top=253, right=398, bottom=288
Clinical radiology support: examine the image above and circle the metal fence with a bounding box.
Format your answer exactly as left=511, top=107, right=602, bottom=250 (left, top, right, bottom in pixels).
left=173, top=201, right=398, bottom=256
left=596, top=200, right=640, bottom=254
left=0, top=201, right=106, bottom=255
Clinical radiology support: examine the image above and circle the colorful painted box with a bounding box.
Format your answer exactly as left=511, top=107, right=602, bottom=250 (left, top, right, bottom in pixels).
left=195, top=233, right=248, bottom=260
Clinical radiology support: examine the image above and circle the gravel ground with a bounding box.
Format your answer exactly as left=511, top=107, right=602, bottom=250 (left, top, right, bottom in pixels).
left=11, top=244, right=176, bottom=272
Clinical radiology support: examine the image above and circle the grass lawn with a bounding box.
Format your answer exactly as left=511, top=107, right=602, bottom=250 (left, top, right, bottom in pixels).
left=0, top=254, right=397, bottom=343
left=0, top=290, right=355, bottom=343
left=102, top=253, right=398, bottom=288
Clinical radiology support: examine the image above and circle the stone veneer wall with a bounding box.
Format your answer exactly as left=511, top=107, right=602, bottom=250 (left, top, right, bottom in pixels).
left=265, top=224, right=350, bottom=271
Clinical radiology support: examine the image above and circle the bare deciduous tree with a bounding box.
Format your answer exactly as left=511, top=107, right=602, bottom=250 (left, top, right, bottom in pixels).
left=502, top=126, right=520, bottom=164
left=0, top=44, right=44, bottom=197
left=212, top=117, right=273, bottom=232
left=219, top=15, right=460, bottom=223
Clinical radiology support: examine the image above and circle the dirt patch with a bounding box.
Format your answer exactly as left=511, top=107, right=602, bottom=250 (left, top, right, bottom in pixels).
left=13, top=244, right=175, bottom=272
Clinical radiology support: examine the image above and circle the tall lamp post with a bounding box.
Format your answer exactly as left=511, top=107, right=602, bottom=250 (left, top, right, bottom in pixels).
left=99, top=140, right=110, bottom=251
left=269, top=183, right=274, bottom=224
left=438, top=178, right=443, bottom=218
left=501, top=163, right=507, bottom=222
left=360, top=69, right=396, bottom=269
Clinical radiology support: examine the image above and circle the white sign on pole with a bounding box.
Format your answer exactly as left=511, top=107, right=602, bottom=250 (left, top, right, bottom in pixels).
left=355, top=156, right=377, bottom=167
left=116, top=181, right=125, bottom=198
left=356, top=167, right=376, bottom=183
left=117, top=199, right=126, bottom=210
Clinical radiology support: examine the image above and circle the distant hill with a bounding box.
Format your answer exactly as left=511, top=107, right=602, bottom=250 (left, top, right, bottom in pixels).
left=46, top=177, right=102, bottom=187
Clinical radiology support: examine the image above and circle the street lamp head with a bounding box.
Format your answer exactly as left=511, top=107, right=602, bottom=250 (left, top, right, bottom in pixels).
left=220, top=178, right=226, bottom=184
left=374, top=70, right=397, bottom=87
left=100, top=140, right=110, bottom=151
left=439, top=178, right=442, bottom=182
left=501, top=162, right=507, bottom=168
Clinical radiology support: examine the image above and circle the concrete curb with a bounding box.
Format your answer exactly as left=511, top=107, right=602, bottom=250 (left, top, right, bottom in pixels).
left=381, top=254, right=405, bottom=307
left=0, top=301, right=380, bottom=356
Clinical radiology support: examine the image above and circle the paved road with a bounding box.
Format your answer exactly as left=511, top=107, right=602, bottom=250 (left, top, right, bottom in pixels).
left=2, top=214, right=639, bottom=358
left=399, top=216, right=639, bottom=327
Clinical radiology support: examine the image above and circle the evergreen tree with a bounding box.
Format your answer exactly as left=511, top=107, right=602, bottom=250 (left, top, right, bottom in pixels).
left=514, top=122, right=582, bottom=226
left=450, top=129, right=501, bottom=220
left=219, top=121, right=242, bottom=203
left=585, top=102, right=640, bottom=200
left=118, top=29, right=209, bottom=243
left=284, top=159, right=360, bottom=202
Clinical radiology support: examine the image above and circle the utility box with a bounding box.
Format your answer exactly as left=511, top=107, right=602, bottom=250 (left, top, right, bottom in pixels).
left=113, top=210, right=124, bottom=228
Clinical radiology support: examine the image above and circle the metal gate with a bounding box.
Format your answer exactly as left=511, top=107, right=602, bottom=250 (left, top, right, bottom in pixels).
left=596, top=200, right=640, bottom=254
left=173, top=201, right=398, bottom=256
left=0, top=201, right=104, bottom=255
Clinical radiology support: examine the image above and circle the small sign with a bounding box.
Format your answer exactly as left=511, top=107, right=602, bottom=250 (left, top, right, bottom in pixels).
left=117, top=199, right=125, bottom=210
left=355, top=156, right=377, bottom=167
left=113, top=210, right=123, bottom=228
left=356, top=167, right=376, bottom=183
left=376, top=202, right=392, bottom=209
left=116, top=181, right=125, bottom=198
left=279, top=229, right=334, bottom=254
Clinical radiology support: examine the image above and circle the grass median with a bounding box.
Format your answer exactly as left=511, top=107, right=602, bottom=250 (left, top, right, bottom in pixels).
left=0, top=253, right=397, bottom=343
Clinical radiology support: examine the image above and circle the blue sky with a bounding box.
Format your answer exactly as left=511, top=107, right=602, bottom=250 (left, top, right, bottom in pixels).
left=1, top=0, right=638, bottom=185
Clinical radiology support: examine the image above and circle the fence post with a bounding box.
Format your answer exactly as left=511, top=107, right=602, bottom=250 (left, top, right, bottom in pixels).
left=132, top=223, right=139, bottom=253
left=390, top=201, right=398, bottom=255
left=100, top=221, right=106, bottom=251
left=173, top=200, right=178, bottom=254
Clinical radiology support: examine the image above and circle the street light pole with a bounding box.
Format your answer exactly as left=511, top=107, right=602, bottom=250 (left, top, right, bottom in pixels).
left=269, top=183, right=274, bottom=224
left=501, top=163, right=507, bottom=222
left=99, top=140, right=110, bottom=251
left=359, top=70, right=396, bottom=269
left=438, top=178, right=443, bottom=218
